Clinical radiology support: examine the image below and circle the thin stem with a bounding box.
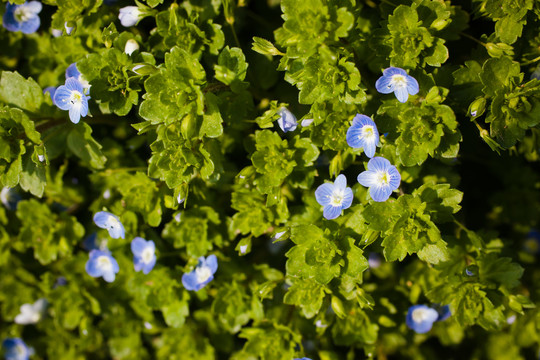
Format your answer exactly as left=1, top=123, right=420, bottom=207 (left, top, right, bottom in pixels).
left=100, top=167, right=147, bottom=174
left=379, top=0, right=397, bottom=6
left=229, top=23, right=241, bottom=49
left=460, top=32, right=487, bottom=47
left=520, top=54, right=540, bottom=66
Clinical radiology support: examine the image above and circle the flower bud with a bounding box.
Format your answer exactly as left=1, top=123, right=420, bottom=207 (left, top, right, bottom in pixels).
left=468, top=97, right=486, bottom=118
left=124, top=39, right=139, bottom=55
left=119, top=6, right=141, bottom=27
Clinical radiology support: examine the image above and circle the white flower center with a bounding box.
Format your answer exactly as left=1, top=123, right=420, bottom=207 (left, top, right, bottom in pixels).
left=412, top=308, right=431, bottom=323
left=329, top=189, right=344, bottom=206
left=361, top=125, right=375, bottom=140
left=14, top=6, right=32, bottom=22
left=141, top=247, right=154, bottom=264
left=97, top=256, right=112, bottom=271
left=390, top=74, right=407, bottom=88
left=377, top=171, right=390, bottom=186
left=196, top=265, right=212, bottom=283
left=70, top=90, right=83, bottom=105
left=107, top=216, right=120, bottom=231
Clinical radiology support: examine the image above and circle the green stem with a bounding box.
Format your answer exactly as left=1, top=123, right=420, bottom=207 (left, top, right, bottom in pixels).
left=520, top=54, right=540, bottom=66
left=100, top=167, right=147, bottom=174
left=229, top=22, right=241, bottom=49
left=460, top=32, right=487, bottom=47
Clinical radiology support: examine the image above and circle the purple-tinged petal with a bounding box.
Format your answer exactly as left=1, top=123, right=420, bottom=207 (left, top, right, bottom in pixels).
left=333, top=174, right=347, bottom=191
left=323, top=205, right=341, bottom=220
left=394, top=85, right=409, bottom=103
left=370, top=184, right=393, bottom=202
left=315, top=183, right=334, bottom=206
left=357, top=170, right=378, bottom=187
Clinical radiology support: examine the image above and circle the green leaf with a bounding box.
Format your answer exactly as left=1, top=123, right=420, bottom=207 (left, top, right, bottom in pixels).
left=200, top=93, right=223, bottom=138
left=0, top=71, right=46, bottom=113
left=162, top=298, right=189, bottom=328
left=480, top=57, right=521, bottom=97
left=283, top=278, right=327, bottom=318
left=66, top=123, right=107, bottom=169
left=252, top=37, right=284, bottom=56
left=19, top=153, right=46, bottom=197
left=214, top=46, right=248, bottom=90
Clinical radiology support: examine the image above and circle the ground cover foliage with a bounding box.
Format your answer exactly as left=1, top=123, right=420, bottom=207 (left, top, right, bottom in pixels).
left=1, top=0, right=540, bottom=358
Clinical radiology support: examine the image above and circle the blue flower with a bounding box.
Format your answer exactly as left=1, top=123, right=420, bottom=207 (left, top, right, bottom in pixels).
left=119, top=6, right=141, bottom=27
left=182, top=255, right=218, bottom=291
left=1, top=187, right=21, bottom=210
left=294, top=358, right=312, bottom=360
left=53, top=77, right=90, bottom=124
left=315, top=174, right=354, bottom=220
left=346, top=114, right=380, bottom=158
left=131, top=237, right=156, bottom=274
left=3, top=1, right=42, bottom=34
left=435, top=304, right=451, bottom=322
left=531, top=66, right=540, bottom=80
left=93, top=211, right=125, bottom=239
left=2, top=338, right=30, bottom=360
left=43, top=86, right=56, bottom=104
left=406, top=305, right=439, bottom=334
left=85, top=249, right=120, bottom=283
left=375, top=67, right=419, bottom=103
left=82, top=232, right=98, bottom=251
left=277, top=107, right=297, bottom=133
left=368, top=252, right=382, bottom=269
left=65, top=63, right=90, bottom=92
left=524, top=230, right=540, bottom=255
left=357, top=157, right=401, bottom=202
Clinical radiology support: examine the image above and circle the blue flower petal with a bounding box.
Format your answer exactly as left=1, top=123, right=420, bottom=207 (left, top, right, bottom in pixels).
left=2, top=338, right=30, bottom=360
left=341, top=187, right=354, bottom=210
left=315, top=183, right=334, bottom=206
left=323, top=205, right=342, bottom=220
left=357, top=170, right=378, bottom=187
left=384, top=67, right=406, bottom=76
left=93, top=211, right=125, bottom=239
left=394, top=85, right=409, bottom=103
left=53, top=86, right=73, bottom=111
left=375, top=74, right=394, bottom=94
left=367, top=156, right=391, bottom=172
left=131, top=237, right=146, bottom=256
left=25, top=1, right=42, bottom=13
left=65, top=63, right=81, bottom=80
left=346, top=128, right=364, bottom=148
left=142, top=256, right=156, bottom=274
left=352, top=114, right=373, bottom=126
left=85, top=251, right=103, bottom=277
left=68, top=103, right=82, bottom=124
left=363, top=138, right=377, bottom=158
left=406, top=75, right=419, bottom=95
left=388, top=166, right=401, bottom=190
left=436, top=305, right=451, bottom=321
left=19, top=15, right=40, bottom=34
left=205, top=254, right=218, bottom=274
left=406, top=305, right=439, bottom=334
left=3, top=4, right=21, bottom=32
left=181, top=270, right=200, bottom=291
left=65, top=77, right=84, bottom=93
left=333, top=174, right=347, bottom=191
left=370, top=184, right=392, bottom=202
left=277, top=107, right=297, bottom=132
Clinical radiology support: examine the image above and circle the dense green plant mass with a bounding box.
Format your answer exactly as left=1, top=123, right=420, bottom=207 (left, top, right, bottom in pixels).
left=2, top=0, right=540, bottom=358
